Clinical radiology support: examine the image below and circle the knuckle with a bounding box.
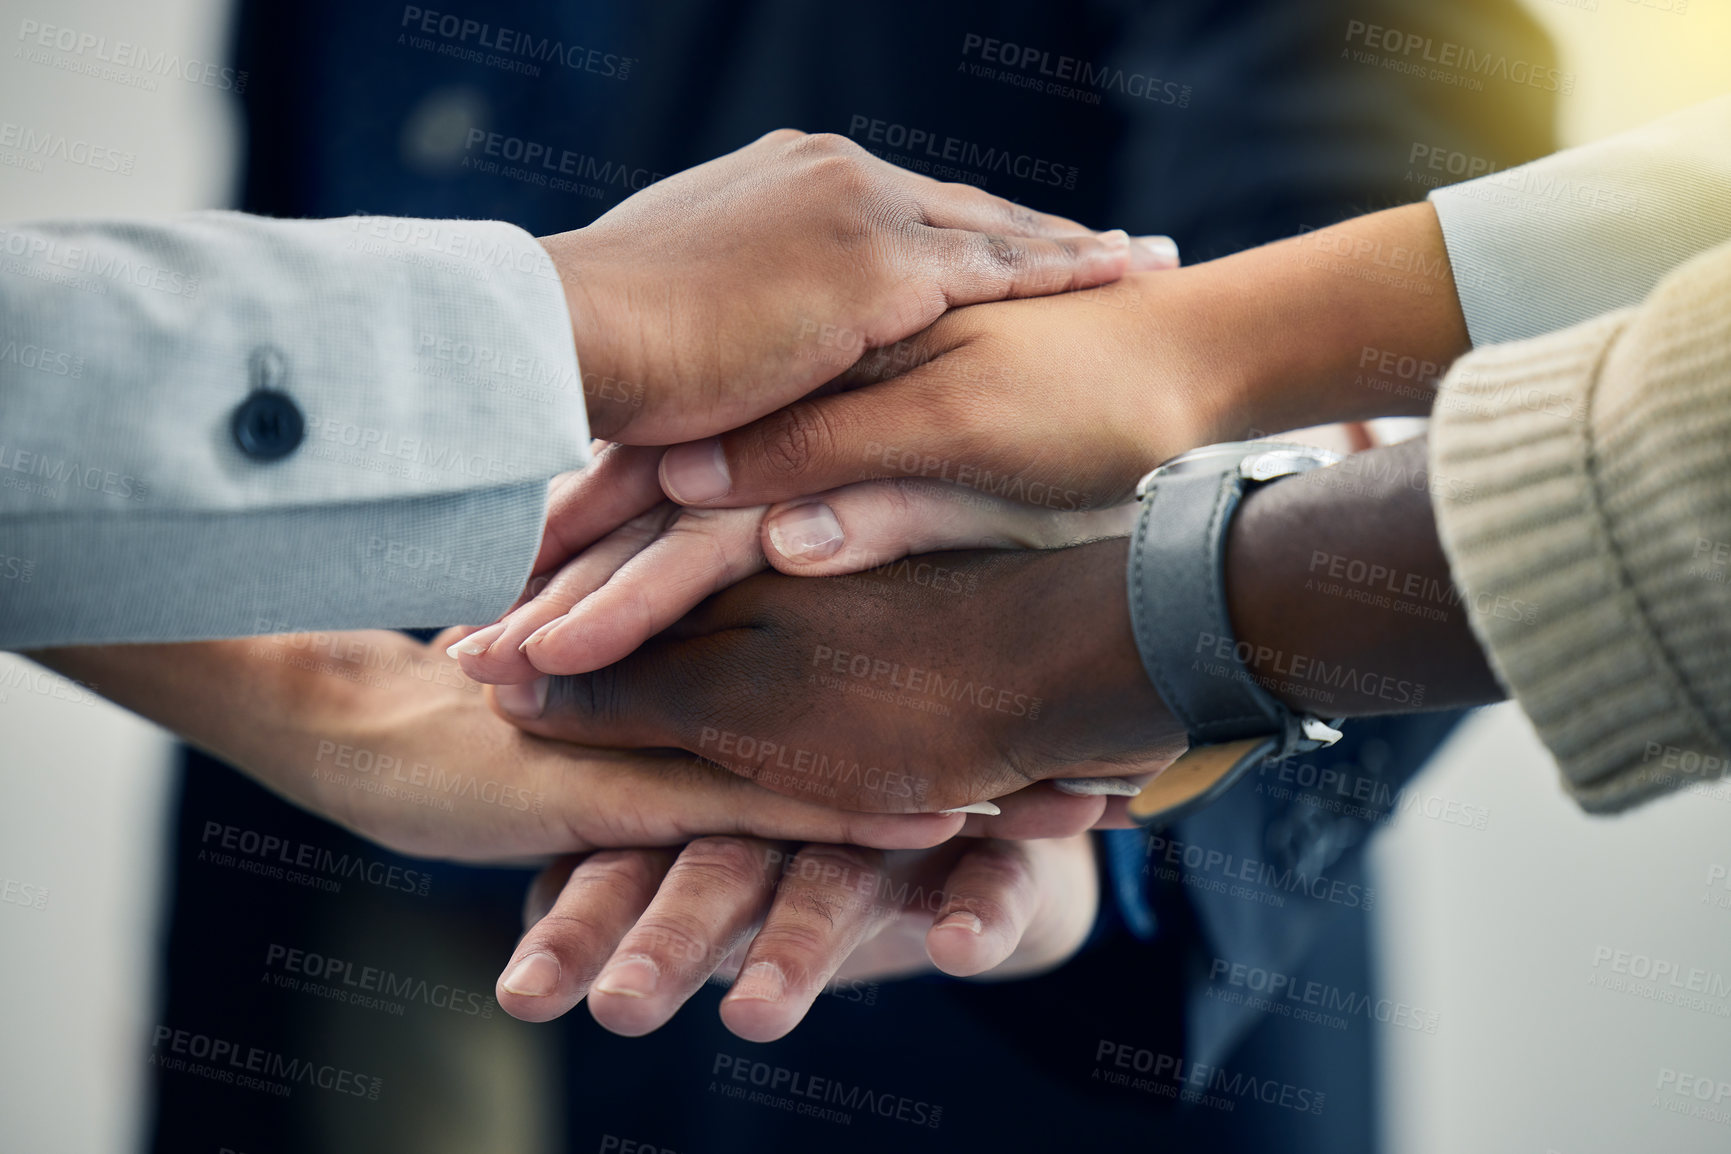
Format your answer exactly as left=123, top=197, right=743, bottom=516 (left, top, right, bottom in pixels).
left=624, top=914, right=724, bottom=971
left=674, top=836, right=773, bottom=893
left=977, top=232, right=1029, bottom=272
left=544, top=668, right=607, bottom=720
left=796, top=131, right=861, bottom=158
left=748, top=925, right=838, bottom=982
left=957, top=845, right=1037, bottom=905
left=759, top=127, right=805, bottom=146
left=757, top=402, right=835, bottom=481
left=572, top=848, right=665, bottom=898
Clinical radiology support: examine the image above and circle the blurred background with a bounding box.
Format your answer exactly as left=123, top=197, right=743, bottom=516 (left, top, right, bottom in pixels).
left=2, top=1, right=1728, bottom=1151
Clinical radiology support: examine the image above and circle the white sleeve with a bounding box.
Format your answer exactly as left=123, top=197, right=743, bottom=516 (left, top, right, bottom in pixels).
left=0, top=211, right=591, bottom=647
left=1429, top=94, right=1731, bottom=347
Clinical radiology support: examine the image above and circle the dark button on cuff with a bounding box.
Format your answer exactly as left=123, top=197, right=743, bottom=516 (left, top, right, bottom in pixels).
left=233, top=345, right=304, bottom=461
left=232, top=389, right=305, bottom=461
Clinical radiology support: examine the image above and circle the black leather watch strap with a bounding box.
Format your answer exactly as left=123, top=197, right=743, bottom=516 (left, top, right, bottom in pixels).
left=1121, top=442, right=1343, bottom=828
left=1128, top=467, right=1294, bottom=749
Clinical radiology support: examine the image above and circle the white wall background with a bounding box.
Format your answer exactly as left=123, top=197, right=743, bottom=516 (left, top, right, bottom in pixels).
left=0, top=1, right=235, bottom=1150
left=0, top=1, right=1725, bottom=1151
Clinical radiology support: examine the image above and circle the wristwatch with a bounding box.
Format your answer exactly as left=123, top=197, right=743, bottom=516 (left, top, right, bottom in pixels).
left=1122, top=441, right=1345, bottom=828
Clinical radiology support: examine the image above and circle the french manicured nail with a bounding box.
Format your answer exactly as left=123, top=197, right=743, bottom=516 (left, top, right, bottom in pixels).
left=594, top=956, right=660, bottom=999
left=494, top=676, right=549, bottom=720
left=728, top=961, right=786, bottom=1003
left=1130, top=235, right=1180, bottom=270
left=935, top=911, right=983, bottom=936
left=502, top=951, right=560, bottom=997
left=767, top=503, right=844, bottom=561
left=1052, top=777, right=1145, bottom=797
left=520, top=615, right=565, bottom=652
left=661, top=439, right=731, bottom=504
left=938, top=801, right=1001, bottom=816
left=446, top=621, right=506, bottom=659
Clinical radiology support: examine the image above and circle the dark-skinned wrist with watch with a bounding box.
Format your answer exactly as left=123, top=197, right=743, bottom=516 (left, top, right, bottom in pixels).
left=495, top=436, right=1503, bottom=816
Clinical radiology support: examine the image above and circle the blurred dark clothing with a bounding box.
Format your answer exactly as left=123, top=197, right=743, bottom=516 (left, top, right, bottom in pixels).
left=150, top=2, right=1555, bottom=1151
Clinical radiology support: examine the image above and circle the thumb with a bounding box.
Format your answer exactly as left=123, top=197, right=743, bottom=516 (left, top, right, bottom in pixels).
left=760, top=478, right=1137, bottom=575
left=655, top=347, right=1036, bottom=511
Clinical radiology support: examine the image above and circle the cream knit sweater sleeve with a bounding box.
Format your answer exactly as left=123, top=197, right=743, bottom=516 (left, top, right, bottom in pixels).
left=1430, top=240, right=1731, bottom=813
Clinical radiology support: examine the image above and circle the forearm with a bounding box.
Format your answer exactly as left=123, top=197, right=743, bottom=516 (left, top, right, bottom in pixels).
left=1130, top=202, right=1471, bottom=447
left=1222, top=436, right=1503, bottom=716
left=30, top=636, right=389, bottom=820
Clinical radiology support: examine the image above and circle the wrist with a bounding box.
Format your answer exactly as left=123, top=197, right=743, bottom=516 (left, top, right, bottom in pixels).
left=539, top=228, right=633, bottom=440
left=1111, top=268, right=1256, bottom=464
left=1045, top=537, right=1186, bottom=760
left=1163, top=203, right=1472, bottom=444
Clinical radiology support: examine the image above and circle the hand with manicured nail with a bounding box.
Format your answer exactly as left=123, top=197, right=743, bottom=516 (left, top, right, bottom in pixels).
left=450, top=441, right=1136, bottom=684
left=490, top=539, right=1186, bottom=812
left=495, top=832, right=1099, bottom=1041
left=645, top=264, right=1229, bottom=526
left=36, top=630, right=975, bottom=865
left=546, top=128, right=1169, bottom=446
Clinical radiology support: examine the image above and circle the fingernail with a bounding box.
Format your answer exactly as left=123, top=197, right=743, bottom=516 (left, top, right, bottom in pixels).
left=520, top=615, right=564, bottom=652
left=661, top=439, right=731, bottom=504
left=495, top=676, right=549, bottom=720
left=1130, top=235, right=1180, bottom=270
left=1052, top=777, right=1145, bottom=797
left=446, top=621, right=506, bottom=659
left=766, top=503, right=844, bottom=561
left=938, top=801, right=1001, bottom=816
left=502, top=951, right=561, bottom=997
left=935, top=911, right=983, bottom=935
left=728, top=961, right=786, bottom=1003
left=594, top=956, right=660, bottom=999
